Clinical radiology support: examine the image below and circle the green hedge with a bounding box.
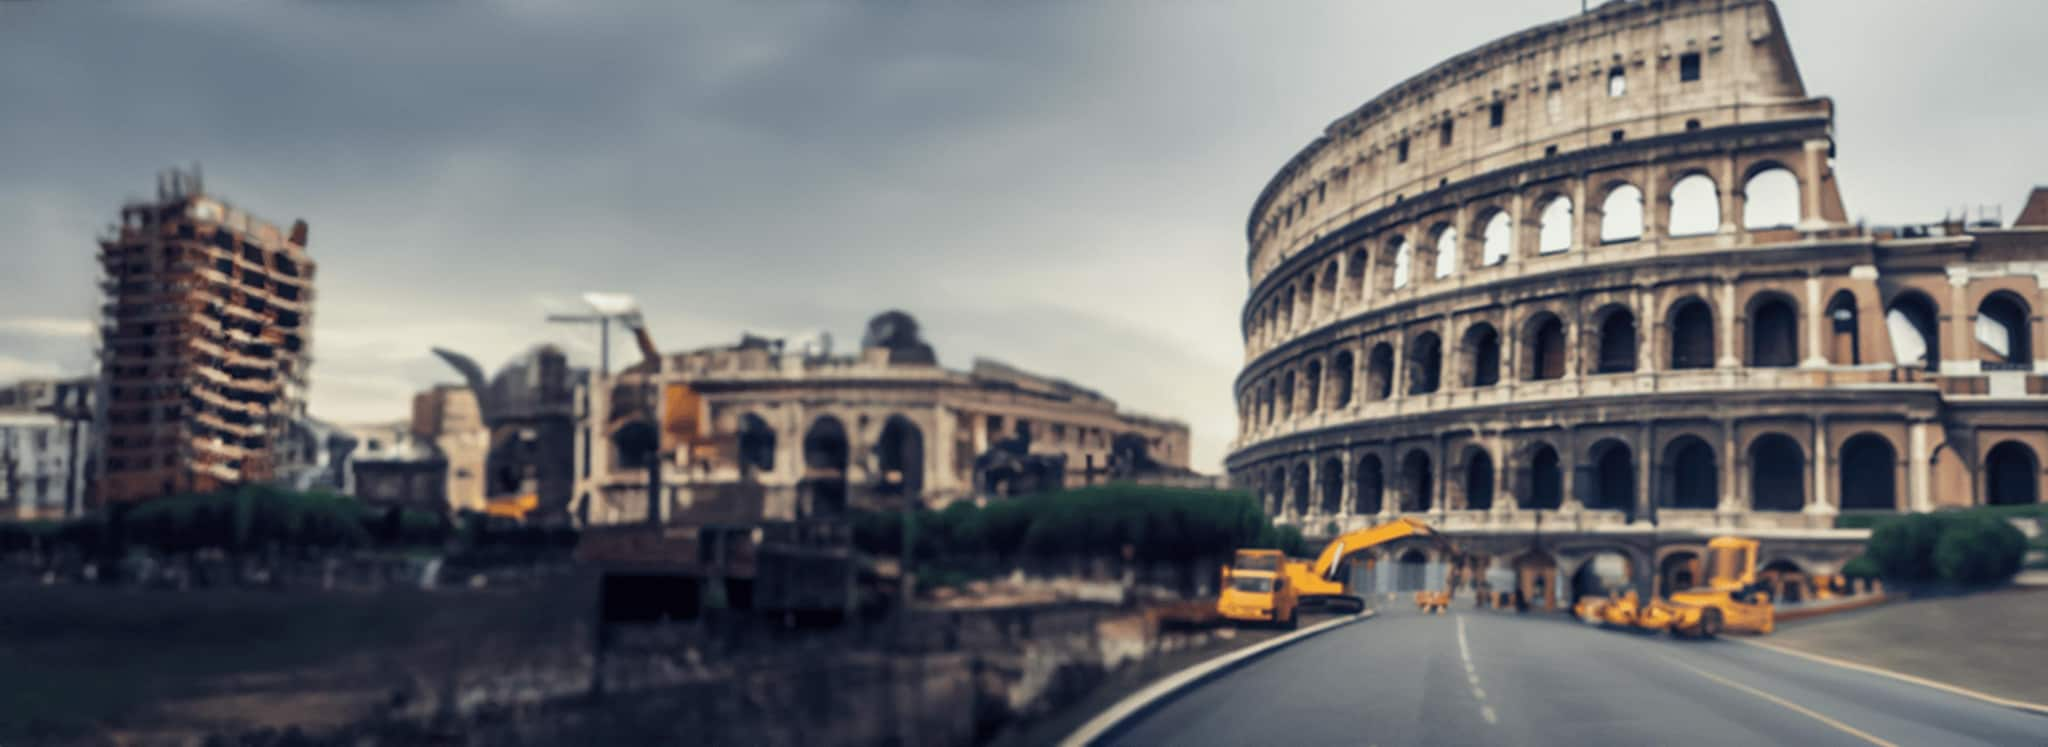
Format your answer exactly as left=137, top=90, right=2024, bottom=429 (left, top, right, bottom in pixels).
left=853, top=483, right=1307, bottom=565
left=1863, top=511, right=2026, bottom=587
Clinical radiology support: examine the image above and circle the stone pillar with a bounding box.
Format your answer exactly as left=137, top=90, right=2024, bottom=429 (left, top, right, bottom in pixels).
left=1439, top=315, right=1459, bottom=395
left=1807, top=416, right=1835, bottom=515
left=1572, top=175, right=1591, bottom=256
left=1718, top=151, right=1740, bottom=236
left=1798, top=138, right=1828, bottom=231
left=1908, top=421, right=1932, bottom=512
left=1435, top=435, right=1450, bottom=518
left=1508, top=191, right=1530, bottom=264
left=1637, top=286, right=1659, bottom=374
left=1945, top=269, right=1972, bottom=373
left=1390, top=330, right=1408, bottom=400
left=1641, top=163, right=1663, bottom=241
left=1802, top=273, right=1828, bottom=367
left=1718, top=276, right=1742, bottom=368
left=1721, top=420, right=1742, bottom=513
left=1333, top=250, right=1351, bottom=315
left=1340, top=452, right=1357, bottom=517
left=1635, top=422, right=1655, bottom=523
left=1560, top=428, right=1581, bottom=512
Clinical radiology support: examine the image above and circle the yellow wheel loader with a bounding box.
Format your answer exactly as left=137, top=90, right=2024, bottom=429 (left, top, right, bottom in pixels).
left=1576, top=536, right=1775, bottom=638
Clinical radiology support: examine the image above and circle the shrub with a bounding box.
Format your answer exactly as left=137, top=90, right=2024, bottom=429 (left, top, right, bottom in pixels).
left=1932, top=514, right=2026, bottom=587
left=1839, top=554, right=1880, bottom=579
left=1866, top=513, right=1948, bottom=583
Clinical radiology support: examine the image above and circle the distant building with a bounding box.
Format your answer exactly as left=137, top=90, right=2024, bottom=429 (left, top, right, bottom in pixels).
left=0, top=377, right=96, bottom=519
left=429, top=345, right=582, bottom=522
left=93, top=168, right=316, bottom=505
left=347, top=421, right=447, bottom=512
left=272, top=416, right=358, bottom=494
left=411, top=384, right=489, bottom=514
left=575, top=310, right=1194, bottom=526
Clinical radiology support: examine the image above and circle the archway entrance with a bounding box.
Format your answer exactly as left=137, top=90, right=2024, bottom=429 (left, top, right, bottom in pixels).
left=1513, top=552, right=1559, bottom=612
left=1569, top=551, right=1634, bottom=605
left=1400, top=451, right=1433, bottom=513
left=876, top=415, right=925, bottom=501
left=1748, top=434, right=1804, bottom=512
left=1587, top=440, right=1634, bottom=514
left=1986, top=441, right=2040, bottom=505
left=801, top=416, right=850, bottom=516
left=1396, top=549, right=1429, bottom=592
left=1661, top=436, right=1718, bottom=509
left=1838, top=434, right=1896, bottom=511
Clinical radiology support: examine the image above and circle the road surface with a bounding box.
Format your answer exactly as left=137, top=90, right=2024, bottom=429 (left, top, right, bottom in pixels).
left=1100, top=604, right=2048, bottom=746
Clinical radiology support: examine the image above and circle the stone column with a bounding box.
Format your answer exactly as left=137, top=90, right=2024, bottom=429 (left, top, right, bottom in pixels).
left=1718, top=151, right=1740, bottom=236
left=1721, top=420, right=1742, bottom=513
left=1718, top=276, right=1742, bottom=368
left=1908, top=421, right=1932, bottom=513
left=1390, top=330, right=1408, bottom=401
left=1807, top=416, right=1835, bottom=515
left=1340, top=451, right=1357, bottom=518
left=1560, top=427, right=1581, bottom=512
left=1798, top=138, right=1828, bottom=231
left=1572, top=174, right=1591, bottom=257
left=1641, top=163, right=1663, bottom=241
left=1802, top=273, right=1828, bottom=367
left=1333, top=250, right=1351, bottom=315
left=1635, top=422, right=1655, bottom=523
left=1507, top=191, right=1530, bottom=265
left=1945, top=269, right=1972, bottom=373
left=1637, top=286, right=1659, bottom=374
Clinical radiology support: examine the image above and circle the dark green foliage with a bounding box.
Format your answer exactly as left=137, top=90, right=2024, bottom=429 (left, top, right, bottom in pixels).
left=852, top=483, right=1290, bottom=567
left=1862, top=510, right=2027, bottom=588
left=1932, top=514, right=2026, bottom=587
left=1839, top=554, right=1881, bottom=579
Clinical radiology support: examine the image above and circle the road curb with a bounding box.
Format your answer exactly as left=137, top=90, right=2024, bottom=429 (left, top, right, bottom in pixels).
left=1059, top=610, right=1377, bottom=746
left=1733, top=637, right=2048, bottom=717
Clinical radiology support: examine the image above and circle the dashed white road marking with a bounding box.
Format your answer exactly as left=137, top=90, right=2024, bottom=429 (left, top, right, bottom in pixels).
left=1456, top=615, right=1495, bottom=726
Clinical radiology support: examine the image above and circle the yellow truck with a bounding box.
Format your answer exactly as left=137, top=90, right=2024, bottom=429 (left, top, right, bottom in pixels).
left=1573, top=536, right=1775, bottom=638
left=1218, top=518, right=1454, bottom=627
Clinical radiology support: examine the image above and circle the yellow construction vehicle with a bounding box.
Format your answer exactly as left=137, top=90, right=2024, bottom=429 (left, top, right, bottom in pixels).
left=1218, top=518, right=1455, bottom=626
left=1575, top=536, right=1775, bottom=638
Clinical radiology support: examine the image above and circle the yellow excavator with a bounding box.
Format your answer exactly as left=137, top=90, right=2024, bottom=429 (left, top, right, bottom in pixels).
left=1218, top=518, right=1457, bottom=627
left=1572, top=536, right=1775, bottom=638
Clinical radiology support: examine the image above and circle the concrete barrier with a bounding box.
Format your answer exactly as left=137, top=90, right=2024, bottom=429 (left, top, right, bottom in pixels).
left=1059, top=611, right=1374, bottom=746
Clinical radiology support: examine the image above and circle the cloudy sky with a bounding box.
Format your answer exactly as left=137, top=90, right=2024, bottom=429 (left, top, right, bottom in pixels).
left=2, top=0, right=2042, bottom=472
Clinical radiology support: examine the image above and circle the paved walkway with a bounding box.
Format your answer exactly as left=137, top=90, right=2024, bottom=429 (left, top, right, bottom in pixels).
left=1764, top=587, right=2048, bottom=705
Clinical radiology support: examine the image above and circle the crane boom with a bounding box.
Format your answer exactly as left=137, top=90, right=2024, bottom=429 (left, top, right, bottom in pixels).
left=1308, top=516, right=1447, bottom=579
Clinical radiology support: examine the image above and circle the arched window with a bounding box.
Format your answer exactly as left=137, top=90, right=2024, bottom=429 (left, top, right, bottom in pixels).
left=1291, top=462, right=1311, bottom=515
left=1406, top=332, right=1442, bottom=395
left=738, top=413, right=776, bottom=473
left=1331, top=350, right=1355, bottom=408
left=1354, top=454, right=1384, bottom=514
left=1319, top=260, right=1339, bottom=314
left=1303, top=359, right=1323, bottom=412
left=1366, top=343, right=1394, bottom=401
left=1278, top=370, right=1296, bottom=416
left=1392, top=237, right=1414, bottom=289
left=1826, top=291, right=1860, bottom=365
left=1267, top=466, right=1285, bottom=515
left=1524, top=444, right=1563, bottom=510
left=1886, top=293, right=1940, bottom=371
left=1839, top=434, right=1897, bottom=511
left=1976, top=293, right=2032, bottom=366
left=1300, top=276, right=1316, bottom=321
left=1749, top=295, right=1799, bottom=367
left=1481, top=211, right=1513, bottom=266
left=802, top=416, right=851, bottom=516
left=876, top=415, right=925, bottom=497
left=1600, top=184, right=1645, bottom=243
left=1595, top=308, right=1637, bottom=373
left=1986, top=441, right=2040, bottom=506
left=1400, top=450, right=1433, bottom=512
left=1669, top=299, right=1716, bottom=369
left=1607, top=67, right=1627, bottom=97
left=1748, top=434, right=1804, bottom=512
left=1279, top=289, right=1294, bottom=331
left=1524, top=314, right=1566, bottom=380
left=1668, top=174, right=1720, bottom=237
left=1743, top=167, right=1800, bottom=230
left=1463, top=323, right=1500, bottom=387
left=1320, top=457, right=1344, bottom=514
left=1587, top=440, right=1634, bottom=512
left=1346, top=248, right=1368, bottom=304
left=1538, top=196, right=1573, bottom=254
left=1465, top=449, right=1494, bottom=511
left=1661, top=436, right=1718, bottom=509
left=1434, top=225, right=1458, bottom=278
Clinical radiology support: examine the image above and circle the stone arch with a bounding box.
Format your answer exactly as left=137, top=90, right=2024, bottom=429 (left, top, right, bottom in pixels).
left=1522, top=312, right=1567, bottom=381
left=1462, top=322, right=1501, bottom=387
left=1668, top=172, right=1720, bottom=237
left=1397, top=548, right=1429, bottom=591
left=1599, top=182, right=1646, bottom=243
left=1432, top=222, right=1459, bottom=278
left=1976, top=291, right=2032, bottom=365
left=1585, top=438, right=1635, bottom=513
left=1299, top=274, right=1316, bottom=325
left=1291, top=461, right=1311, bottom=516
left=1278, top=368, right=1296, bottom=417
left=1590, top=304, right=1637, bottom=374
left=1568, top=548, right=1635, bottom=604
left=1839, top=433, right=1898, bottom=511
left=1748, top=432, right=1806, bottom=512
left=1366, top=342, right=1395, bottom=401
left=1826, top=290, right=1861, bottom=365
left=1318, top=259, right=1340, bottom=314
left=1331, top=349, right=1356, bottom=408
left=1346, top=247, right=1369, bottom=304
left=1463, top=445, right=1495, bottom=511
left=1406, top=331, right=1443, bottom=395
left=1478, top=209, right=1513, bottom=266
left=1886, top=290, right=1941, bottom=371
left=1267, top=465, right=1286, bottom=515
left=1398, top=448, right=1433, bottom=513
left=802, top=415, right=851, bottom=516
left=1759, top=558, right=1810, bottom=603
left=1318, top=456, right=1345, bottom=514
left=737, top=412, right=776, bottom=474
left=1520, top=441, right=1564, bottom=510
left=1747, top=291, right=1800, bottom=368
left=1391, top=236, right=1414, bottom=290
left=1660, top=435, right=1718, bottom=509
left=1354, top=452, right=1385, bottom=515
left=1985, top=440, right=2039, bottom=506
left=1537, top=194, right=1574, bottom=254
left=1742, top=165, right=1801, bottom=230
left=1667, top=296, right=1717, bottom=370
left=875, top=414, right=925, bottom=499
left=1304, top=358, right=1325, bottom=412
left=1658, top=548, right=1704, bottom=597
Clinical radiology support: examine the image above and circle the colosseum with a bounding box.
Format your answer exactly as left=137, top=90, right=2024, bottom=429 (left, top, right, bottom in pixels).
left=1227, top=0, right=2048, bottom=608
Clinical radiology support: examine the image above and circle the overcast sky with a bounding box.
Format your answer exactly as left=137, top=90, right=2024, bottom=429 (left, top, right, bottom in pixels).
left=2, top=0, right=2042, bottom=472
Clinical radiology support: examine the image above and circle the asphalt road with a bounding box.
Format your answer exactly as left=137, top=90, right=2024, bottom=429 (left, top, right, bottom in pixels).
left=1100, top=604, right=2048, bottom=746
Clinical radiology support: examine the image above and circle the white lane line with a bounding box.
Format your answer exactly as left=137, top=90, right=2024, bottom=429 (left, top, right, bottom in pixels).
left=1456, top=614, right=1473, bottom=666
left=1663, top=654, right=1896, bottom=747
left=1473, top=687, right=1487, bottom=700
left=1456, top=614, right=1495, bottom=726
left=1733, top=637, right=2048, bottom=716
left=1480, top=706, right=1498, bottom=724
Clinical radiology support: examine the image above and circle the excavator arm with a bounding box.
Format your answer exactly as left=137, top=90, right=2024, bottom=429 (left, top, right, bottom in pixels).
left=1308, top=516, right=1451, bottom=580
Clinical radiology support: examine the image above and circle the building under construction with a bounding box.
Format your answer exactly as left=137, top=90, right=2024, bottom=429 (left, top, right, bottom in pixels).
left=93, top=168, right=317, bottom=504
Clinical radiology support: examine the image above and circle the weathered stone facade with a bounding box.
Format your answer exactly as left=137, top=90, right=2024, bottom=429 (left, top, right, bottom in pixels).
left=1227, top=0, right=2048, bottom=603
left=577, top=312, right=1191, bottom=525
